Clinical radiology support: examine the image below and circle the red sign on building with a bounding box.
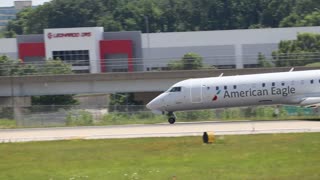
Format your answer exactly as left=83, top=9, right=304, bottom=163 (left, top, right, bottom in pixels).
left=47, top=32, right=92, bottom=39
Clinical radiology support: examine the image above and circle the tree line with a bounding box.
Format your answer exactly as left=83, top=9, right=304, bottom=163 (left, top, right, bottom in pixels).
left=3, top=0, right=320, bottom=37
left=258, top=33, right=320, bottom=67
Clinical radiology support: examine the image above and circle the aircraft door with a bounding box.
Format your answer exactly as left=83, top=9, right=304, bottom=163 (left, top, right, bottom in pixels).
left=190, top=80, right=202, bottom=103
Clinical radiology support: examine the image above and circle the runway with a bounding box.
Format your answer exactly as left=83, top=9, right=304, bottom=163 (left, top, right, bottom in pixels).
left=1, top=120, right=320, bottom=143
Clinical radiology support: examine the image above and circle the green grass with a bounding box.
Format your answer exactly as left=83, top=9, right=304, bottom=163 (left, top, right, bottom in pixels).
left=305, top=62, right=320, bottom=67
left=0, top=119, right=16, bottom=128
left=0, top=133, right=319, bottom=179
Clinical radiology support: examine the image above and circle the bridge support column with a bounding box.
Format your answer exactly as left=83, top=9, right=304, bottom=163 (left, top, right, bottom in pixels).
left=14, top=106, right=24, bottom=127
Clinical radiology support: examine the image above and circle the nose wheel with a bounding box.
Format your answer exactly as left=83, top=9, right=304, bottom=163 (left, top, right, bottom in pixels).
left=167, top=112, right=176, bottom=124
left=168, top=117, right=176, bottom=124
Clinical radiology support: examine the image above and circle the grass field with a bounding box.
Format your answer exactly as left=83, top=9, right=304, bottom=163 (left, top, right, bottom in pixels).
left=0, top=119, right=16, bottom=128
left=0, top=133, right=319, bottom=180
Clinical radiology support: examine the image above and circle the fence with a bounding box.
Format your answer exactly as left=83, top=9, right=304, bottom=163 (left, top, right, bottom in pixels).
left=0, top=105, right=319, bottom=128
left=1, top=52, right=320, bottom=76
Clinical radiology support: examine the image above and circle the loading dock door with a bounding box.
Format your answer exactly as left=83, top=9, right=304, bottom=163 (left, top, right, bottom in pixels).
left=105, top=54, right=128, bottom=72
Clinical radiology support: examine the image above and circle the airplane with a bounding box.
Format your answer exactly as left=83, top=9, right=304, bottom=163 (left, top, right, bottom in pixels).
left=146, top=69, right=320, bottom=124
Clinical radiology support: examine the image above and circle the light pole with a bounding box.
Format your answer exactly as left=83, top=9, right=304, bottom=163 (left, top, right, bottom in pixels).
left=144, top=16, right=150, bottom=71
left=9, top=66, right=18, bottom=126
left=10, top=66, right=14, bottom=108
left=144, top=16, right=150, bottom=49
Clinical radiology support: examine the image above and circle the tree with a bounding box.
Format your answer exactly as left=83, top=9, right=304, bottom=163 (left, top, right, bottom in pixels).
left=272, top=33, right=320, bottom=67
left=0, top=56, right=37, bottom=76
left=168, top=52, right=204, bottom=70
left=279, top=0, right=320, bottom=27
left=32, top=95, right=78, bottom=105
left=109, top=93, right=143, bottom=112
left=279, top=13, right=301, bottom=27
left=30, top=60, right=76, bottom=105
left=167, top=59, right=183, bottom=70
left=280, top=11, right=320, bottom=27
left=6, top=7, right=33, bottom=36
left=0, top=56, right=73, bottom=76
left=292, top=0, right=320, bottom=15
left=259, top=0, right=296, bottom=27
left=0, top=56, right=15, bottom=76
left=38, top=60, right=73, bottom=75
left=257, top=53, right=273, bottom=67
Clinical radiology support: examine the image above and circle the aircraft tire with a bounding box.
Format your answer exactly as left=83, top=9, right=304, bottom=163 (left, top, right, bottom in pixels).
left=168, top=117, right=176, bottom=124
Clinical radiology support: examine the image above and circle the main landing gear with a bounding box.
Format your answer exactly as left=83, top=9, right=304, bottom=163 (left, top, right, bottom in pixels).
left=167, top=112, right=176, bottom=124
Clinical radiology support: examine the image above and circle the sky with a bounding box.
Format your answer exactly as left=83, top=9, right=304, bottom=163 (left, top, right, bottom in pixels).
left=0, top=0, right=52, bottom=7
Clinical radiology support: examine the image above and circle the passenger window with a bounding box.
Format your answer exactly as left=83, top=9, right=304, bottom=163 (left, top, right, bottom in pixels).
left=291, top=81, right=295, bottom=86
left=311, top=80, right=314, bottom=84
left=224, top=86, right=227, bottom=90
left=170, top=87, right=182, bottom=92
left=281, top=82, right=285, bottom=86
left=233, top=85, right=237, bottom=89
left=272, top=82, right=275, bottom=87
left=262, top=83, right=265, bottom=87
left=216, top=86, right=219, bottom=90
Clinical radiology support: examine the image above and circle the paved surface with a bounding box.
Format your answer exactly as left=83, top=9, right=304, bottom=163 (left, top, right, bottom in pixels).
left=1, top=120, right=320, bottom=143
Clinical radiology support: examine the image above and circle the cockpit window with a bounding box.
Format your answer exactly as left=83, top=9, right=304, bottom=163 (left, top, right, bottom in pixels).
left=169, top=87, right=182, bottom=92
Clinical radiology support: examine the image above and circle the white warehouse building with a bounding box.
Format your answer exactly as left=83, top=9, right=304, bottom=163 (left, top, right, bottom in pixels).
left=0, top=26, right=319, bottom=73
left=142, top=26, right=320, bottom=70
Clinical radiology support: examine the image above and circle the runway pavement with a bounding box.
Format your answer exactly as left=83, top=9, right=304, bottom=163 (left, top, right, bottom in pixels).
left=1, top=120, right=320, bottom=143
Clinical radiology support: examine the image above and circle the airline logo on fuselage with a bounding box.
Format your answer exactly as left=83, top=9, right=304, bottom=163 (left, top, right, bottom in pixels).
left=212, top=90, right=221, bottom=101
left=213, top=86, right=296, bottom=101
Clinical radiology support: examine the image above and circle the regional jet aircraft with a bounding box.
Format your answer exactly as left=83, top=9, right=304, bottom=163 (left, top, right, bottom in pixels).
left=146, top=69, right=320, bottom=124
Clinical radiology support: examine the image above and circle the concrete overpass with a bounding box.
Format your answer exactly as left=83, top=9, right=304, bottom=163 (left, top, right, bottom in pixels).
left=0, top=66, right=318, bottom=97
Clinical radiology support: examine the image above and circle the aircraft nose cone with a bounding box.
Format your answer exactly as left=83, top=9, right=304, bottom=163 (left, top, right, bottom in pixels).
left=147, top=96, right=162, bottom=110
left=147, top=93, right=165, bottom=111
left=146, top=100, right=155, bottom=110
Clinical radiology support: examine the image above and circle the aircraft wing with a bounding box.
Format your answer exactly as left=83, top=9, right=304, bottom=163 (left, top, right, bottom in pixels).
left=299, top=97, right=320, bottom=108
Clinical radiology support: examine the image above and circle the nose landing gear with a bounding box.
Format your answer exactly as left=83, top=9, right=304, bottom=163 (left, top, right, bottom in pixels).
left=168, top=117, right=176, bottom=124
left=167, top=112, right=176, bottom=124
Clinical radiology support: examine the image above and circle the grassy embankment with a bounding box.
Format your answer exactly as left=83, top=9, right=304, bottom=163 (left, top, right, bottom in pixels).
left=0, top=133, right=319, bottom=180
